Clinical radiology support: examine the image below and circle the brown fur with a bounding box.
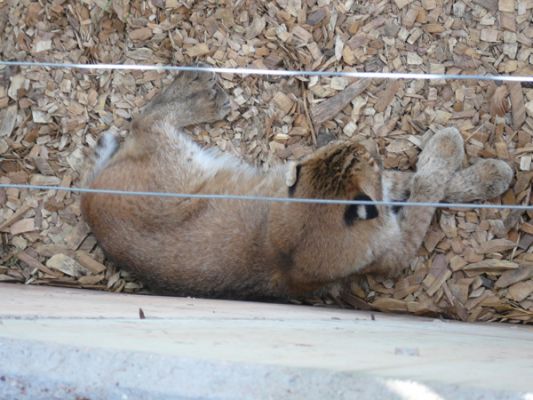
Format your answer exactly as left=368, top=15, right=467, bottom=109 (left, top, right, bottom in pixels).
left=81, top=71, right=513, bottom=300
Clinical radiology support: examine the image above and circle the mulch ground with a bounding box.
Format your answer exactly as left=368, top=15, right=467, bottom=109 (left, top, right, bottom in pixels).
left=1, top=0, right=533, bottom=323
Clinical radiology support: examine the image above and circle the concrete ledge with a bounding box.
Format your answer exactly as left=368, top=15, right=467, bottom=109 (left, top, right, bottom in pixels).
left=0, top=284, right=532, bottom=399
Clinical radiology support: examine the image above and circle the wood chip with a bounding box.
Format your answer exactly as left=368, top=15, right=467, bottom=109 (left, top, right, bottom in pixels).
left=473, top=0, right=498, bottom=11
left=490, top=85, right=509, bottom=117
left=46, top=254, right=88, bottom=278
left=394, top=0, right=415, bottom=9
left=495, top=266, right=533, bottom=288
left=525, top=101, right=533, bottom=118
left=375, top=81, right=402, bottom=113
left=186, top=43, right=210, bottom=57
left=464, top=260, right=519, bottom=272
left=311, top=80, right=371, bottom=125
left=0, top=204, right=32, bottom=231
left=476, top=239, right=517, bottom=254
left=450, top=255, right=467, bottom=272
left=64, top=222, right=91, bottom=250
left=480, top=29, right=500, bottom=42
left=508, top=82, right=526, bottom=129
left=78, top=274, right=105, bottom=285
left=520, top=155, right=531, bottom=171
left=499, top=0, right=515, bottom=12
left=372, top=297, right=408, bottom=312
left=8, top=75, right=26, bottom=100
left=507, top=281, right=533, bottom=302
left=273, top=93, right=294, bottom=116
left=424, top=255, right=452, bottom=296
left=0, top=105, right=18, bottom=138
left=75, top=251, right=107, bottom=274
left=10, top=218, right=36, bottom=236
left=30, top=175, right=61, bottom=186
left=17, top=251, right=60, bottom=277
left=129, top=27, right=152, bottom=41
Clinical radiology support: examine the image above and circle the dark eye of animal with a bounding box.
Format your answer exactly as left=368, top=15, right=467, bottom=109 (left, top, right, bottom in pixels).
left=344, top=194, right=379, bottom=226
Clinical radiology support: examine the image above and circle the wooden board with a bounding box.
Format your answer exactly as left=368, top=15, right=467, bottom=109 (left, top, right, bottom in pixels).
left=0, top=283, right=532, bottom=397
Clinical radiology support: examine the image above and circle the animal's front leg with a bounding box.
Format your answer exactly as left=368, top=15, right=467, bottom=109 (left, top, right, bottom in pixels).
left=363, top=128, right=465, bottom=277
left=381, top=170, right=414, bottom=213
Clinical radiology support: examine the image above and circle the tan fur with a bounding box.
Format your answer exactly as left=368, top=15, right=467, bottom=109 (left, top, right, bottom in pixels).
left=81, top=72, right=513, bottom=300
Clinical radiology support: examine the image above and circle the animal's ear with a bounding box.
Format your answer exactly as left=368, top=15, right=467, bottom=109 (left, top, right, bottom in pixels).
left=286, top=162, right=301, bottom=196
left=359, top=138, right=383, bottom=169
left=344, top=194, right=379, bottom=226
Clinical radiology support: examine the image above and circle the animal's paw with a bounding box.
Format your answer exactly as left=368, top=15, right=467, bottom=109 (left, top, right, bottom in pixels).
left=417, top=127, right=465, bottom=178
left=159, top=64, right=218, bottom=102
left=445, top=159, right=513, bottom=203
left=178, top=66, right=230, bottom=122
left=174, top=64, right=217, bottom=91
left=147, top=64, right=230, bottom=123
left=192, top=80, right=231, bottom=123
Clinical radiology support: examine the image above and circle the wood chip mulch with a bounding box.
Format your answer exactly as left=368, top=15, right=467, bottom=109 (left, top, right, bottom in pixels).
left=1, top=0, right=533, bottom=324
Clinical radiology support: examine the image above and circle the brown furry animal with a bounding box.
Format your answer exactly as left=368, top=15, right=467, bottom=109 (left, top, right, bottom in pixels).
left=81, top=71, right=513, bottom=300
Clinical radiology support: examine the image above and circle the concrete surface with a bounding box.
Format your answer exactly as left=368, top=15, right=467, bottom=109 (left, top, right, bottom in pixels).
left=0, top=283, right=532, bottom=399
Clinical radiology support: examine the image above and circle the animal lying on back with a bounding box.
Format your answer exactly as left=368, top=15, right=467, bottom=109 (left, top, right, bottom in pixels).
left=81, top=71, right=513, bottom=300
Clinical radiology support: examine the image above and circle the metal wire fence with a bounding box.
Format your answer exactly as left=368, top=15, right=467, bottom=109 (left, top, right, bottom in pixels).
left=1, top=60, right=532, bottom=211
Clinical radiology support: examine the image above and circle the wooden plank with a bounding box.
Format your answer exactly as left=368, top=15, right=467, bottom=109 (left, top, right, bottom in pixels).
left=0, top=283, right=372, bottom=321
left=0, top=283, right=532, bottom=395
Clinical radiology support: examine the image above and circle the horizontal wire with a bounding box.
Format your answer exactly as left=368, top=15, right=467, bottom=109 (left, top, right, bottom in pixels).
left=0, top=60, right=529, bottom=211
left=1, top=60, right=533, bottom=82
left=0, top=183, right=530, bottom=211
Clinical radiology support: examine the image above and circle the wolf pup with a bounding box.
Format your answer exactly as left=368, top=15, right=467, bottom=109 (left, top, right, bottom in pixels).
left=81, top=71, right=513, bottom=300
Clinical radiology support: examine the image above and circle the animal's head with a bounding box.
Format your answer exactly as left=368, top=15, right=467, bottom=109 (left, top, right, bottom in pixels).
left=266, top=140, right=389, bottom=294
left=285, top=140, right=384, bottom=227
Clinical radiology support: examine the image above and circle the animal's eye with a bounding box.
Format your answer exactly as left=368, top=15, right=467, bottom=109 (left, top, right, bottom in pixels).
left=344, top=194, right=379, bottom=226
left=287, top=165, right=301, bottom=196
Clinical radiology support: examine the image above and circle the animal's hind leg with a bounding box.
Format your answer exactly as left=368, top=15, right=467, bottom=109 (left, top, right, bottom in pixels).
left=138, top=68, right=231, bottom=129
left=372, top=131, right=512, bottom=278
left=383, top=159, right=513, bottom=206
left=103, top=68, right=231, bottom=171
left=445, top=159, right=513, bottom=202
